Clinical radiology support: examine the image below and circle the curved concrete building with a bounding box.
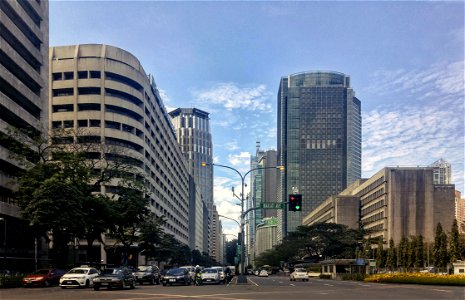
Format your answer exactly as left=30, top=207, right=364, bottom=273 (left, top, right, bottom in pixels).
left=49, top=44, right=190, bottom=247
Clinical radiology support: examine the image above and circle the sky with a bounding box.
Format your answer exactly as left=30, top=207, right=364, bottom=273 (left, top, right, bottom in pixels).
left=49, top=1, right=464, bottom=239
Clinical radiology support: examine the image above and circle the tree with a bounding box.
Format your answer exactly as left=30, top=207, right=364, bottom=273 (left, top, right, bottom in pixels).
left=449, top=219, right=460, bottom=263
left=397, top=236, right=409, bottom=271
left=225, top=239, right=238, bottom=266
left=432, top=222, right=448, bottom=270
left=138, top=215, right=166, bottom=264
left=376, top=237, right=386, bottom=269
left=107, top=179, right=151, bottom=265
left=414, top=235, right=425, bottom=270
left=406, top=237, right=415, bottom=271
left=386, top=239, right=397, bottom=271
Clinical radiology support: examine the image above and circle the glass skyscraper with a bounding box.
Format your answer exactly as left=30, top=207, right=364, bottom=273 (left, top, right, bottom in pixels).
left=277, top=71, right=361, bottom=237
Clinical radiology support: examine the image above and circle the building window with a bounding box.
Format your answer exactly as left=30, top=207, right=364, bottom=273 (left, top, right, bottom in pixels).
left=90, top=71, right=101, bottom=78
left=52, top=88, right=73, bottom=97
left=52, top=73, right=62, bottom=81
left=78, top=71, right=88, bottom=79
left=78, top=103, right=101, bottom=111
left=63, top=120, right=74, bottom=128
left=63, top=72, right=74, bottom=80
left=52, top=104, right=73, bottom=113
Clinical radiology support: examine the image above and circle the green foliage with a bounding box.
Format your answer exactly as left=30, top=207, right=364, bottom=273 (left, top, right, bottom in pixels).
left=0, top=275, right=23, bottom=288
left=433, top=223, right=449, bottom=268
left=376, top=237, right=386, bottom=269
left=255, top=223, right=362, bottom=266
left=449, top=219, right=460, bottom=263
left=342, top=273, right=367, bottom=281
left=386, top=239, right=397, bottom=271
left=319, top=274, right=331, bottom=279
left=414, top=235, right=425, bottom=269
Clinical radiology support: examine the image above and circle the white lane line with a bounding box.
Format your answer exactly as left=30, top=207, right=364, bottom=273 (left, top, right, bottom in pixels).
left=432, top=289, right=449, bottom=292
left=290, top=283, right=295, bottom=286
left=324, top=283, right=334, bottom=286
left=247, top=277, right=259, bottom=286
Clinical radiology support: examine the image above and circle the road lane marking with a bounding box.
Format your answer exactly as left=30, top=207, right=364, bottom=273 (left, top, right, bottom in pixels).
left=324, top=283, right=334, bottom=286
left=432, top=289, right=449, bottom=292
left=247, top=277, right=259, bottom=286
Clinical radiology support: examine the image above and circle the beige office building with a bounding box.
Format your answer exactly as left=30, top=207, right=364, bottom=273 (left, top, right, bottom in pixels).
left=49, top=44, right=191, bottom=250
left=255, top=217, right=278, bottom=259
left=303, top=167, right=455, bottom=245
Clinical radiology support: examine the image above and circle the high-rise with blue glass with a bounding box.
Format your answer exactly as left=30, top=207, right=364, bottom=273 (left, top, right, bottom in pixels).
left=277, top=71, right=361, bottom=238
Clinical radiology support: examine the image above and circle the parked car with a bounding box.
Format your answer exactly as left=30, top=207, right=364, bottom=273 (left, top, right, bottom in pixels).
left=258, top=269, right=269, bottom=277
left=133, top=265, right=160, bottom=285
left=180, top=266, right=196, bottom=280
left=210, top=266, right=226, bottom=283
left=93, top=267, right=136, bottom=290
left=59, top=266, right=100, bottom=288
left=290, top=268, right=309, bottom=281
left=161, top=268, right=191, bottom=286
left=201, top=268, right=222, bottom=284
left=21, top=268, right=66, bottom=287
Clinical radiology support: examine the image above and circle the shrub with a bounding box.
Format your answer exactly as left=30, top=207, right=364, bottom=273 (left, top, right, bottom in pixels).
left=0, top=275, right=23, bottom=288
left=342, top=273, right=367, bottom=281
left=365, top=273, right=465, bottom=286
left=319, top=274, right=331, bottom=279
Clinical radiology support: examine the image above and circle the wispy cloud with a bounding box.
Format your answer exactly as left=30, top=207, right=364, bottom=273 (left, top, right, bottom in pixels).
left=193, top=83, right=273, bottom=112
left=228, top=151, right=251, bottom=169
left=362, top=60, right=464, bottom=192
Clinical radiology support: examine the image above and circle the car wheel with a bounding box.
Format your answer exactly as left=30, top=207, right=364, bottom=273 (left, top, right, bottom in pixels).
left=44, top=280, right=50, bottom=287
left=122, top=280, right=126, bottom=289
left=139, top=280, right=143, bottom=285
left=61, top=286, right=66, bottom=289
left=130, top=281, right=135, bottom=289
left=93, top=286, right=100, bottom=291
left=162, top=283, right=167, bottom=286
left=150, top=277, right=155, bottom=285
left=85, top=280, right=90, bottom=288
left=155, top=278, right=160, bottom=285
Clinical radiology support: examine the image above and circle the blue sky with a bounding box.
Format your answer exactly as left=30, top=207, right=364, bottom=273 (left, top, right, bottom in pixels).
left=50, top=1, right=464, bottom=237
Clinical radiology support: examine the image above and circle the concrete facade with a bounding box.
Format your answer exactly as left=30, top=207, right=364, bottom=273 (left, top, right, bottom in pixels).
left=302, top=167, right=455, bottom=245
left=255, top=218, right=278, bottom=259
left=49, top=44, right=191, bottom=247
left=0, top=0, right=49, bottom=217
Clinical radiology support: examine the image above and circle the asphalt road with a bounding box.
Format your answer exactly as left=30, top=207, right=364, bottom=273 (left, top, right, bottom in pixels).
left=1, top=275, right=464, bottom=300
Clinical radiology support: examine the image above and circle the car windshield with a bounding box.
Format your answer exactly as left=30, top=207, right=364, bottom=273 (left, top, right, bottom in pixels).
left=33, top=269, right=50, bottom=275
left=166, top=268, right=184, bottom=276
left=295, top=268, right=306, bottom=272
left=137, top=266, right=150, bottom=271
left=202, top=269, right=216, bottom=274
left=68, top=269, right=87, bottom=274
left=101, top=269, right=119, bottom=275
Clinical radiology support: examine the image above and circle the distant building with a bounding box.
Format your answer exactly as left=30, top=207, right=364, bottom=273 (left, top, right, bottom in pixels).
left=277, top=71, right=361, bottom=238
left=170, top=108, right=213, bottom=254
left=247, top=146, right=278, bottom=266
left=211, top=206, right=223, bottom=263
left=255, top=217, right=278, bottom=258
left=49, top=45, right=191, bottom=263
left=303, top=167, right=456, bottom=245
left=455, top=191, right=465, bottom=234
left=429, top=158, right=452, bottom=184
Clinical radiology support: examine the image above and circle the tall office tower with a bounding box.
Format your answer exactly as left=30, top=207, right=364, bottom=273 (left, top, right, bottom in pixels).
left=247, top=147, right=278, bottom=265
left=277, top=71, right=361, bottom=237
left=429, top=158, right=452, bottom=184
left=49, top=45, right=191, bottom=258
left=170, top=108, right=213, bottom=254
left=210, top=205, right=223, bottom=263
left=455, top=191, right=465, bottom=234
left=0, top=0, right=49, bottom=266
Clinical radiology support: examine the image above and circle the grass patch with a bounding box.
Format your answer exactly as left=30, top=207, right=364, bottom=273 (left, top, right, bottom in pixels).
left=365, top=273, right=465, bottom=286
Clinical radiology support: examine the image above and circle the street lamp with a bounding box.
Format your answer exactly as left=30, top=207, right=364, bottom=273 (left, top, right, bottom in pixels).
left=201, top=162, right=284, bottom=284
left=0, top=218, right=6, bottom=273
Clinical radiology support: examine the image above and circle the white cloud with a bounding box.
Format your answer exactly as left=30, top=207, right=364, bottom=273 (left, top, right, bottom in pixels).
left=228, top=152, right=251, bottom=168
left=362, top=60, right=464, bottom=193
left=193, top=83, right=273, bottom=112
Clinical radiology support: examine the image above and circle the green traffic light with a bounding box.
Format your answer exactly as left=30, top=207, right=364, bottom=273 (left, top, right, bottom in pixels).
left=295, top=206, right=300, bottom=210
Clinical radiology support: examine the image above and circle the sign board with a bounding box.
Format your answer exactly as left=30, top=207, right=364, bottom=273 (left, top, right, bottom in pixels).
left=260, top=202, right=284, bottom=209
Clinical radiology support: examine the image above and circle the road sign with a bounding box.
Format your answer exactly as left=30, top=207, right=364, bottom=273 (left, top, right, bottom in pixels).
left=260, top=202, right=284, bottom=209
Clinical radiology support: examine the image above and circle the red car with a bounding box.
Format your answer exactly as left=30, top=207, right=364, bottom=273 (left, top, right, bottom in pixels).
left=21, top=268, right=66, bottom=287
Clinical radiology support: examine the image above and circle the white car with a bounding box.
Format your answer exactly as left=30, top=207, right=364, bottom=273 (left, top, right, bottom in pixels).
left=258, top=270, right=269, bottom=277
left=290, top=268, right=309, bottom=281
left=59, top=267, right=100, bottom=288
left=210, top=266, right=225, bottom=283
left=201, top=268, right=221, bottom=284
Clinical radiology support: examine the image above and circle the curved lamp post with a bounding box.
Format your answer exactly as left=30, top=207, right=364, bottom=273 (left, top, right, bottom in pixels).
left=202, top=162, right=284, bottom=284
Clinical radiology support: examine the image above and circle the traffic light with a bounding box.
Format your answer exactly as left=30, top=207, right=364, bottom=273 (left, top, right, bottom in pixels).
left=289, top=194, right=302, bottom=211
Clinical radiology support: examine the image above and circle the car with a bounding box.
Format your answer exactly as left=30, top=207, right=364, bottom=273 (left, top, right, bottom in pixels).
left=21, top=268, right=66, bottom=287
left=161, top=268, right=191, bottom=286
left=133, top=265, right=160, bottom=285
left=258, top=269, right=269, bottom=277
left=59, top=266, right=100, bottom=288
left=93, top=267, right=136, bottom=290
left=210, top=266, right=226, bottom=283
left=180, top=266, right=196, bottom=280
left=290, top=268, right=309, bottom=281
left=201, top=268, right=222, bottom=284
